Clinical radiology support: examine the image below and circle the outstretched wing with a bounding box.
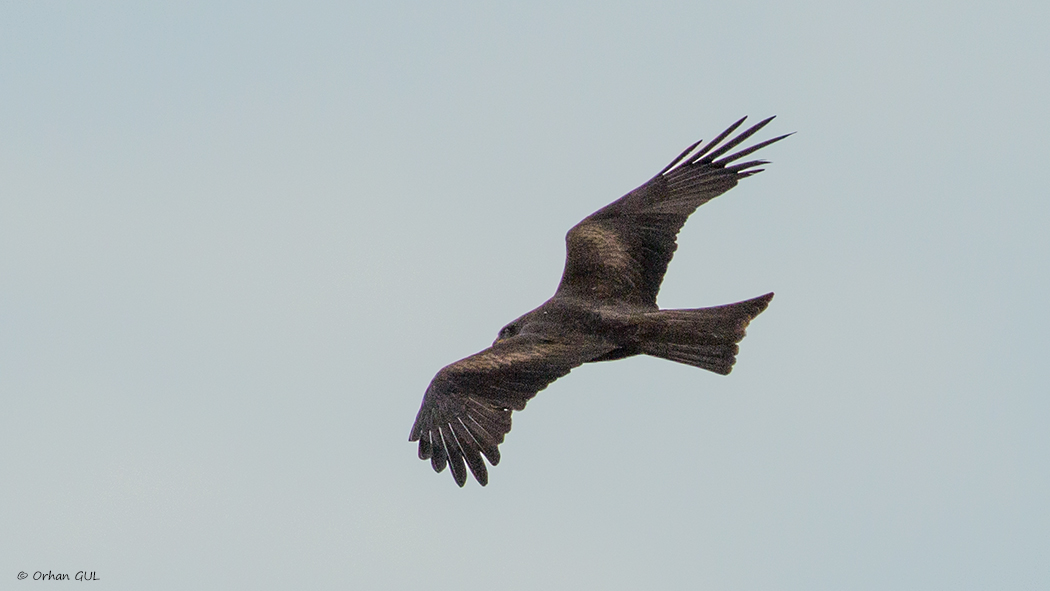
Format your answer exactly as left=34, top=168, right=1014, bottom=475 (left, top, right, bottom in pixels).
left=556, top=117, right=791, bottom=307
left=410, top=334, right=613, bottom=486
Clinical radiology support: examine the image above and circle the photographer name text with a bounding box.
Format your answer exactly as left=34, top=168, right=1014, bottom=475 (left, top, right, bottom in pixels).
left=17, top=571, right=100, bottom=582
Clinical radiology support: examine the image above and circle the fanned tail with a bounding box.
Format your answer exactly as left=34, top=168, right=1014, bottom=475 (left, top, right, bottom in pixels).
left=638, top=293, right=773, bottom=375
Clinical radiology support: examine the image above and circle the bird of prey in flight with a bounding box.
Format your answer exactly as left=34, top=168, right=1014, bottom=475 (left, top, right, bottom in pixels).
left=410, top=117, right=789, bottom=486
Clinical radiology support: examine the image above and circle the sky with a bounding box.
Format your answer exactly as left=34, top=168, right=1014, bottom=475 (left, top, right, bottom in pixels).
left=2, top=1, right=1048, bottom=589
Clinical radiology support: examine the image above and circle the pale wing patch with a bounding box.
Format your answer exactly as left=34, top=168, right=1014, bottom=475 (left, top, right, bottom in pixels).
left=571, top=224, right=634, bottom=272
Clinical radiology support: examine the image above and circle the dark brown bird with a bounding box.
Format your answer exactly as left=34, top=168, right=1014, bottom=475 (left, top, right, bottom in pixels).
left=410, top=117, right=789, bottom=486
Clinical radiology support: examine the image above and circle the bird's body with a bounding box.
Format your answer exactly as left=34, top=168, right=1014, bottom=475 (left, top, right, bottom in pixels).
left=411, top=117, right=789, bottom=486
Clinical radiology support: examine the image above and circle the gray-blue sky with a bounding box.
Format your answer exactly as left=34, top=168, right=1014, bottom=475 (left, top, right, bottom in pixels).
left=2, top=2, right=1048, bottom=589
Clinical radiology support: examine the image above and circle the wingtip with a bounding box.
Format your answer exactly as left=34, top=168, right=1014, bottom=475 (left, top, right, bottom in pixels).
left=432, top=455, right=447, bottom=474
left=417, top=435, right=430, bottom=460
left=450, top=460, right=467, bottom=486
left=658, top=117, right=792, bottom=177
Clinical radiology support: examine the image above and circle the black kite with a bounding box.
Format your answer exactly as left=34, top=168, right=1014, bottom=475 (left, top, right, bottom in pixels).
left=410, top=117, right=789, bottom=486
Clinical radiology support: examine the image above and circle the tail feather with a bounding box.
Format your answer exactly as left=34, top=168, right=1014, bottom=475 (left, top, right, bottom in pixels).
left=638, top=292, right=773, bottom=375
